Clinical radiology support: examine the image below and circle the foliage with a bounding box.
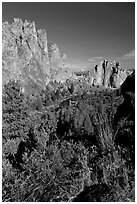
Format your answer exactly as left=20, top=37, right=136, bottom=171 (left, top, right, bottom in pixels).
left=2, top=79, right=135, bottom=202
left=2, top=80, right=30, bottom=140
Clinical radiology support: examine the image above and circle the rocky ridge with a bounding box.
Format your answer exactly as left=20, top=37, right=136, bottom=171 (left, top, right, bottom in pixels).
left=75, top=60, right=134, bottom=88
left=2, top=18, right=67, bottom=91
left=2, top=18, right=134, bottom=90
left=92, top=60, right=133, bottom=88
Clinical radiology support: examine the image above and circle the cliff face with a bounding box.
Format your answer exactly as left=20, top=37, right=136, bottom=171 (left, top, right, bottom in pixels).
left=2, top=18, right=134, bottom=90
left=2, top=18, right=51, bottom=85
left=88, top=60, right=132, bottom=88
left=48, top=43, right=66, bottom=78
left=2, top=18, right=66, bottom=93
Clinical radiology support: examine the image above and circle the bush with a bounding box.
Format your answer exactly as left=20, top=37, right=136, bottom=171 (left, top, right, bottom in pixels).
left=2, top=79, right=135, bottom=202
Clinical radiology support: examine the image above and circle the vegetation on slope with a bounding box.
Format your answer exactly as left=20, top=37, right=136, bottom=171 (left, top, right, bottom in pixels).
left=2, top=78, right=135, bottom=202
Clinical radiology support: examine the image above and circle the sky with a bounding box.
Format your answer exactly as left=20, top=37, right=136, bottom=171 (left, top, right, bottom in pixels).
left=2, top=2, right=135, bottom=69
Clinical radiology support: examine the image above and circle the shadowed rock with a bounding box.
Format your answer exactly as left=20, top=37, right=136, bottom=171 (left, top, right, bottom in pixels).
left=114, top=72, right=135, bottom=163
left=114, top=71, right=135, bottom=124
left=72, top=183, right=112, bottom=202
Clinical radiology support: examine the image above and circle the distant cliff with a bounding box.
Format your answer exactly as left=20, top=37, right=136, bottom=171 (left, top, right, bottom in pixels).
left=77, top=60, right=134, bottom=88
left=2, top=18, right=134, bottom=90
left=90, top=60, right=129, bottom=88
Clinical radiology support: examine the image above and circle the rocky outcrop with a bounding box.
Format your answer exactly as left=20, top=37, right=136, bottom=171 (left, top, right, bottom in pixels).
left=88, top=60, right=133, bottom=88
left=2, top=18, right=134, bottom=90
left=48, top=43, right=67, bottom=78
left=2, top=18, right=66, bottom=92
left=114, top=71, right=135, bottom=163
left=2, top=18, right=50, bottom=85
left=114, top=71, right=135, bottom=124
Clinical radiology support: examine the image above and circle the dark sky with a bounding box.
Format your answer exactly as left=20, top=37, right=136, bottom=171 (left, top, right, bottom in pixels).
left=2, top=2, right=135, bottom=69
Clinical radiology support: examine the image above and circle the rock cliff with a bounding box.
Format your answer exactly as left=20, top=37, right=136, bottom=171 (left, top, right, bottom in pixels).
left=2, top=18, right=134, bottom=90
left=48, top=43, right=67, bottom=78
left=2, top=18, right=66, bottom=92
left=87, top=60, right=133, bottom=88
left=3, top=19, right=50, bottom=84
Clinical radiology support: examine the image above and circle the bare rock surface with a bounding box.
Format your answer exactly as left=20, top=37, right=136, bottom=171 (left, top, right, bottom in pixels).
left=88, top=60, right=133, bottom=88
left=2, top=18, right=67, bottom=92
left=2, top=18, right=134, bottom=89
left=3, top=19, right=50, bottom=85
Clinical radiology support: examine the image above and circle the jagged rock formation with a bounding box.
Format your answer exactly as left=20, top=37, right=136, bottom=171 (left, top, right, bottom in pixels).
left=72, top=60, right=133, bottom=89
left=48, top=43, right=67, bottom=78
left=87, top=60, right=133, bottom=88
left=2, top=18, right=134, bottom=90
left=2, top=18, right=66, bottom=92
left=3, top=18, right=50, bottom=84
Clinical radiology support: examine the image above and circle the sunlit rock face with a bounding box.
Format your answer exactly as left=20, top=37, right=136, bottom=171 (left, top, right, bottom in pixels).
left=2, top=18, right=134, bottom=90
left=114, top=71, right=135, bottom=125
left=2, top=18, right=51, bottom=89
left=48, top=43, right=68, bottom=79
left=116, top=69, right=127, bottom=88
left=54, top=70, right=73, bottom=83
left=89, top=60, right=131, bottom=88
left=2, top=18, right=69, bottom=94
